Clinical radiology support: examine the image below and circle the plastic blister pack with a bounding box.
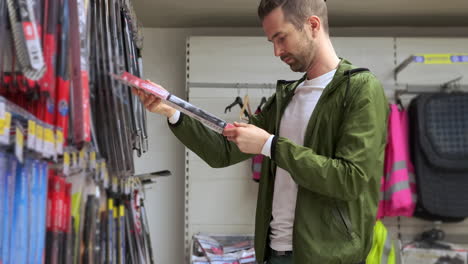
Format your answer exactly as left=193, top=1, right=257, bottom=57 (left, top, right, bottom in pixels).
left=192, top=234, right=256, bottom=264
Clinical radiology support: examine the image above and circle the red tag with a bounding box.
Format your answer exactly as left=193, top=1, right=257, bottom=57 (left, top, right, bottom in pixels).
left=22, top=22, right=37, bottom=41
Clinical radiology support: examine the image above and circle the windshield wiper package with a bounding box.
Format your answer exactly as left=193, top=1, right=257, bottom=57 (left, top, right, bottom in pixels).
left=36, top=161, right=49, bottom=264
left=112, top=72, right=234, bottom=134
left=10, top=158, right=31, bottom=264
left=0, top=152, right=7, bottom=263
left=1, top=154, right=17, bottom=264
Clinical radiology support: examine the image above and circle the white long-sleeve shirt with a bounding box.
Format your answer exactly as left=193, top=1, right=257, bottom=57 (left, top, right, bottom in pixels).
left=266, top=69, right=336, bottom=251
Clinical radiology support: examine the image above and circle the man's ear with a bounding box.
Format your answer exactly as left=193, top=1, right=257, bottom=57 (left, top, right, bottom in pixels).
left=307, top=16, right=321, bottom=37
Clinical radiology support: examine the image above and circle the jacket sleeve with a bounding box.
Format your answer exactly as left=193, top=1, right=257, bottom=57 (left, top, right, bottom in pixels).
left=272, top=78, right=388, bottom=201
left=168, top=94, right=276, bottom=168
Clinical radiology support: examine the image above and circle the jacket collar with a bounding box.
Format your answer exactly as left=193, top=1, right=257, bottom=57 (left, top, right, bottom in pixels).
left=274, top=58, right=356, bottom=135
left=277, top=58, right=355, bottom=99
left=327, top=58, right=354, bottom=91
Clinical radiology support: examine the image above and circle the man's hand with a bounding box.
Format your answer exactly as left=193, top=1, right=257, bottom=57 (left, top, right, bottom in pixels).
left=223, top=122, right=271, bottom=154
left=131, top=85, right=176, bottom=118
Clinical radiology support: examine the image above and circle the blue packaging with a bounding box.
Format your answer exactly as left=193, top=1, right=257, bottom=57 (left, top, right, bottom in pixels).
left=36, top=161, right=49, bottom=264
left=2, top=155, right=17, bottom=264
left=28, top=158, right=39, bottom=264
left=10, top=158, right=30, bottom=264
left=0, top=151, right=8, bottom=263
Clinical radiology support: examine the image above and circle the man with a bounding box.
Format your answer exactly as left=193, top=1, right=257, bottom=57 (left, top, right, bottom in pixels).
left=135, top=0, right=388, bottom=263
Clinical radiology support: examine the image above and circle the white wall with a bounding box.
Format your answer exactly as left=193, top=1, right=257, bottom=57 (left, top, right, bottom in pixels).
left=135, top=27, right=468, bottom=264
left=135, top=27, right=265, bottom=264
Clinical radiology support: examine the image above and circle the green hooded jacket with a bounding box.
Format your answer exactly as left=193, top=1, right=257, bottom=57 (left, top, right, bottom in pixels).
left=169, top=59, right=389, bottom=264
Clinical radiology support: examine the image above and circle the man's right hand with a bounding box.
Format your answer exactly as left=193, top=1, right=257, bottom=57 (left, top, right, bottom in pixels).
left=132, top=87, right=176, bottom=118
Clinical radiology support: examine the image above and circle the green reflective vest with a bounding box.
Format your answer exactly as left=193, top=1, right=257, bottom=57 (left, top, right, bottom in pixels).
left=366, top=220, right=396, bottom=264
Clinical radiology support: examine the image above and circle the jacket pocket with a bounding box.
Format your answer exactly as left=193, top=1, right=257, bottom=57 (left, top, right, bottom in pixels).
left=330, top=204, right=353, bottom=240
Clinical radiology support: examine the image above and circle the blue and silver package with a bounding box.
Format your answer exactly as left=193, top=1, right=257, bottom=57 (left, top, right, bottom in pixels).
left=0, top=151, right=8, bottom=263
left=10, top=158, right=30, bottom=264
left=28, top=158, right=39, bottom=264
left=36, top=161, right=49, bottom=264
left=2, top=155, right=17, bottom=264
left=35, top=161, right=49, bottom=264
left=32, top=159, right=43, bottom=264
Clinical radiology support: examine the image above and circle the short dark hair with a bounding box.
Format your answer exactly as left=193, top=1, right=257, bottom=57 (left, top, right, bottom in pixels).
left=258, top=0, right=329, bottom=33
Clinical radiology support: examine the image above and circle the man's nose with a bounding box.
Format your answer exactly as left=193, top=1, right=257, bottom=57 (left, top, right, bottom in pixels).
left=273, top=44, right=283, bottom=57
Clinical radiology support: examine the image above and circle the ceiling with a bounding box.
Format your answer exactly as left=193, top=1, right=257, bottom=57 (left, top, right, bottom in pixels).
left=134, top=0, right=468, bottom=28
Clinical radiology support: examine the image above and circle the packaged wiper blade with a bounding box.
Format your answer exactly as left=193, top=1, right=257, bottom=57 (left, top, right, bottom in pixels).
left=6, top=0, right=46, bottom=80
left=111, top=71, right=233, bottom=134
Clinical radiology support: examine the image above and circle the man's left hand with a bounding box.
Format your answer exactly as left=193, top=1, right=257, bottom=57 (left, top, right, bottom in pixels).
left=223, top=122, right=271, bottom=154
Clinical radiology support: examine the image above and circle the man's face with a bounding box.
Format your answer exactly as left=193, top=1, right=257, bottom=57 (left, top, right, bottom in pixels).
left=262, top=7, right=316, bottom=72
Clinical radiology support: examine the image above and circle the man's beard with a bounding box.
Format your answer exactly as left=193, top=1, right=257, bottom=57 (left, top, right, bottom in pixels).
left=289, top=56, right=307, bottom=72
left=284, top=38, right=315, bottom=72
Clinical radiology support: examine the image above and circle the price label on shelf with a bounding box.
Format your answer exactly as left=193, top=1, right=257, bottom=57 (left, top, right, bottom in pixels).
left=27, top=120, right=36, bottom=150
left=35, top=124, right=44, bottom=153
left=0, top=102, right=5, bottom=135
left=44, top=128, right=55, bottom=157
left=102, top=162, right=109, bottom=188
left=15, top=123, right=24, bottom=163
left=0, top=102, right=5, bottom=120
left=90, top=151, right=96, bottom=170
left=72, top=151, right=78, bottom=169
left=0, top=112, right=12, bottom=144
left=79, top=148, right=87, bottom=169
left=56, top=130, right=64, bottom=155
left=64, top=152, right=70, bottom=175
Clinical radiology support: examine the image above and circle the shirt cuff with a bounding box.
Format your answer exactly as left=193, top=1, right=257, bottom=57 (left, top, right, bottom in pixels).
left=261, top=135, right=275, bottom=157
left=168, top=110, right=181, bottom=124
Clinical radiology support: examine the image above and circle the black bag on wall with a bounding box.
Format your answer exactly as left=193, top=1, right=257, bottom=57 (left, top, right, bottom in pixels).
left=408, top=92, right=468, bottom=222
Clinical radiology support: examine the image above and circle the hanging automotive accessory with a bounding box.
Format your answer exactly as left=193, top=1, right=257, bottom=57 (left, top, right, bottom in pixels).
left=121, top=6, right=147, bottom=157
left=107, top=0, right=134, bottom=176
left=88, top=0, right=137, bottom=177
left=112, top=71, right=234, bottom=134
left=69, top=0, right=91, bottom=146
left=6, top=0, right=46, bottom=80
left=39, top=0, right=60, bottom=126
left=1, top=0, right=153, bottom=261
left=54, top=0, right=71, bottom=155
left=0, top=0, right=8, bottom=84
left=0, top=0, right=153, bottom=264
